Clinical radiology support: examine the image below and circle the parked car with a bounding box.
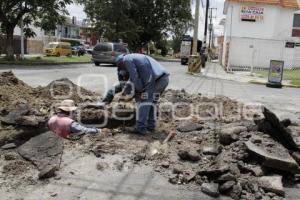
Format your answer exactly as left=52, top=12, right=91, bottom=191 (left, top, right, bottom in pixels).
left=44, top=42, right=72, bottom=57
left=92, top=42, right=129, bottom=66
left=72, top=46, right=86, bottom=56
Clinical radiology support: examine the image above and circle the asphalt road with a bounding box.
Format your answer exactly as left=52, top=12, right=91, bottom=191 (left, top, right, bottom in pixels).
left=1, top=61, right=299, bottom=121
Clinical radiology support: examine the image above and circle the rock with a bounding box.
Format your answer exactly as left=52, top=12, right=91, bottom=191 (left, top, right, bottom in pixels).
left=250, top=166, right=264, bottom=177
left=161, top=161, right=170, bottom=168
left=256, top=107, right=299, bottom=151
left=4, top=153, right=18, bottom=160
left=177, top=122, right=203, bottom=132
left=182, top=171, right=197, bottom=183
left=16, top=116, right=45, bottom=127
left=18, top=132, right=63, bottom=178
left=258, top=176, right=285, bottom=196
left=169, top=174, right=178, bottom=184
left=291, top=152, right=300, bottom=165
left=0, top=104, right=30, bottom=125
left=38, top=165, right=58, bottom=179
left=172, top=164, right=184, bottom=174
left=201, top=183, right=220, bottom=198
left=198, top=166, right=229, bottom=176
left=219, top=181, right=235, bottom=193
left=201, top=145, right=220, bottom=156
left=219, top=126, right=246, bottom=145
left=217, top=173, right=236, bottom=182
left=245, top=141, right=299, bottom=173
left=230, top=183, right=242, bottom=200
left=178, top=150, right=200, bottom=162
left=1, top=143, right=17, bottom=150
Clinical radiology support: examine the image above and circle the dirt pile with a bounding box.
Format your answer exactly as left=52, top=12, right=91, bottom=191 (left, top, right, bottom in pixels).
left=0, top=72, right=102, bottom=145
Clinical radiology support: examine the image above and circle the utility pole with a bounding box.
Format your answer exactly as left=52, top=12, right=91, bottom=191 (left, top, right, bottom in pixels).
left=192, top=0, right=200, bottom=55
left=208, top=8, right=217, bottom=49
left=20, top=16, right=25, bottom=60
left=203, top=0, right=210, bottom=50
left=188, top=0, right=201, bottom=74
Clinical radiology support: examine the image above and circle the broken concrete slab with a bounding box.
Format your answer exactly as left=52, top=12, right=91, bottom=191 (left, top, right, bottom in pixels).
left=201, top=183, right=220, bottom=198
left=1, top=143, right=16, bottom=149
left=0, top=104, right=30, bottom=125
left=15, top=115, right=45, bottom=127
left=256, top=107, right=299, bottom=151
left=177, top=122, right=203, bottom=132
left=258, top=176, right=285, bottom=196
left=17, top=132, right=63, bottom=178
left=245, top=141, right=299, bottom=173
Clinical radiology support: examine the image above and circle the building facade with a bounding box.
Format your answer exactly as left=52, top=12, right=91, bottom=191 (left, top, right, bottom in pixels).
left=12, top=16, right=92, bottom=54
left=222, top=0, right=300, bottom=70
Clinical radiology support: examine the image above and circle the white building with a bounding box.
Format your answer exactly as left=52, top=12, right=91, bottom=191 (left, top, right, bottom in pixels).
left=222, top=0, right=300, bottom=70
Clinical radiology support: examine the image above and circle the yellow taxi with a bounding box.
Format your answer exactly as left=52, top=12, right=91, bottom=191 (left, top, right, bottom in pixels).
left=44, top=42, right=72, bottom=57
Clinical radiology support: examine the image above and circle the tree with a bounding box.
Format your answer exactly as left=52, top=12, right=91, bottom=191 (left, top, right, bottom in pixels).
left=0, top=0, right=72, bottom=59
left=78, top=0, right=192, bottom=51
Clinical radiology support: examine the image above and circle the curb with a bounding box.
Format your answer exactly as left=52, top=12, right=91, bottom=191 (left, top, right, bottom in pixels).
left=248, top=80, right=300, bottom=88
left=153, top=58, right=180, bottom=63
left=0, top=61, right=92, bottom=66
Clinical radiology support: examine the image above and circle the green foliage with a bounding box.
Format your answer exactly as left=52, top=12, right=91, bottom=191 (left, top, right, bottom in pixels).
left=0, top=0, right=73, bottom=57
left=77, top=0, right=192, bottom=51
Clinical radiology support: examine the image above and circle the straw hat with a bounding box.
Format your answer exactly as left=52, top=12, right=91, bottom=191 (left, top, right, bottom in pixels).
left=58, top=99, right=78, bottom=112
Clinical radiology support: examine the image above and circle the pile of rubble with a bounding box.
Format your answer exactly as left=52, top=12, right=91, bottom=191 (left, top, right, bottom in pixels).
left=1, top=72, right=300, bottom=199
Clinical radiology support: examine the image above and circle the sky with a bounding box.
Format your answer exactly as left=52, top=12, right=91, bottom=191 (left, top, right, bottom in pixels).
left=67, top=0, right=226, bottom=38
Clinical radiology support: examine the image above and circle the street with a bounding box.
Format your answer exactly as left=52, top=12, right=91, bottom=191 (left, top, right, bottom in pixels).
left=1, top=61, right=299, bottom=122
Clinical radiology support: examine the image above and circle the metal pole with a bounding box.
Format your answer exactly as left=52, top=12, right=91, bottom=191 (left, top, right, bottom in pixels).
left=208, top=8, right=212, bottom=49
left=20, top=17, right=25, bottom=59
left=192, top=0, right=200, bottom=55
left=203, top=0, right=210, bottom=49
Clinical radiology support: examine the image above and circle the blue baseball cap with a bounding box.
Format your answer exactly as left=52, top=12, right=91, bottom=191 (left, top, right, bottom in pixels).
left=115, top=54, right=125, bottom=66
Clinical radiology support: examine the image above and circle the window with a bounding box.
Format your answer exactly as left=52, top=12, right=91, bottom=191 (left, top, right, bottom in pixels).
left=113, top=44, right=126, bottom=53
left=292, top=14, right=300, bottom=37
left=94, top=43, right=112, bottom=52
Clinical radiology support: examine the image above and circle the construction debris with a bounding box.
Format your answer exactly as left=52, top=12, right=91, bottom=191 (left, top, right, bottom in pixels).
left=1, top=72, right=300, bottom=199
left=17, top=132, right=63, bottom=179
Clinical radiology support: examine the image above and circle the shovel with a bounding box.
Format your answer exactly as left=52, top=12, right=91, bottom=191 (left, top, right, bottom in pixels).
left=148, top=130, right=176, bottom=157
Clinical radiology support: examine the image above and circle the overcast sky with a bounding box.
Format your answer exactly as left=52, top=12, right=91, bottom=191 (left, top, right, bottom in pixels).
left=67, top=0, right=226, bottom=37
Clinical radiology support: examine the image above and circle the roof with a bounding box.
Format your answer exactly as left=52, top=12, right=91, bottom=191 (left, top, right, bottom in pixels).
left=226, top=0, right=300, bottom=9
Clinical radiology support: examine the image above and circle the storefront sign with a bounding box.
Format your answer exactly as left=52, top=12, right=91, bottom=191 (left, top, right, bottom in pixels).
left=241, top=6, right=264, bottom=22
left=268, top=60, right=284, bottom=83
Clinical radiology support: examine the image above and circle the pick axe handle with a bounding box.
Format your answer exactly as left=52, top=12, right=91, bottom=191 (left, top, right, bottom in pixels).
left=163, top=131, right=176, bottom=144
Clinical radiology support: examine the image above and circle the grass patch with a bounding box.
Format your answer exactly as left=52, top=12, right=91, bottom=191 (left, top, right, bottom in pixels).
left=0, top=55, right=92, bottom=65
left=255, top=69, right=300, bottom=86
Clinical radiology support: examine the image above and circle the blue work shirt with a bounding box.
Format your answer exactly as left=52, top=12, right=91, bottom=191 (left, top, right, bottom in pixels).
left=70, top=122, right=99, bottom=135
left=123, top=54, right=169, bottom=93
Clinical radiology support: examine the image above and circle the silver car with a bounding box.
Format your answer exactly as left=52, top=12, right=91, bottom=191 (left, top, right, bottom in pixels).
left=91, top=42, right=128, bottom=66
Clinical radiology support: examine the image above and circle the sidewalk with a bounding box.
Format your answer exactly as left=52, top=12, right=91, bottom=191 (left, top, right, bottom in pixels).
left=202, top=62, right=297, bottom=87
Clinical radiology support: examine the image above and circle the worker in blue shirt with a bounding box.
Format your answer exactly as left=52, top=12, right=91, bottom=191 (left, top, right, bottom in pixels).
left=115, top=53, right=169, bottom=135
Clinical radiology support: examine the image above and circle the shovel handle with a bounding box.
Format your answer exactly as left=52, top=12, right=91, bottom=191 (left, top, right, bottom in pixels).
left=163, top=131, right=176, bottom=144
